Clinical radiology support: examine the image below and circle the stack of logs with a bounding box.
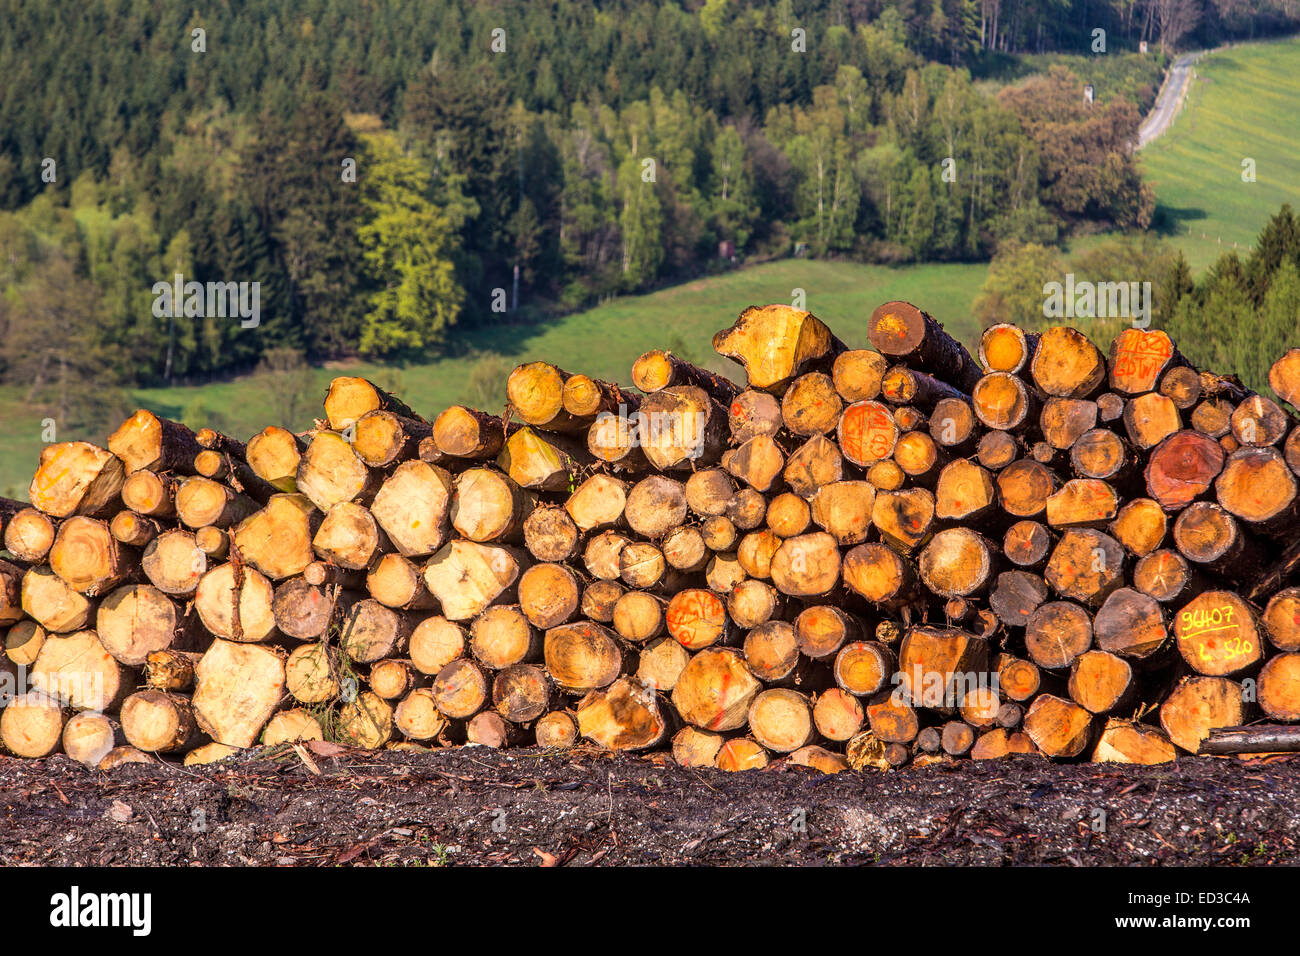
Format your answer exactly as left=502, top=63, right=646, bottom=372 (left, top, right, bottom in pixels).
left=4, top=300, right=1300, bottom=774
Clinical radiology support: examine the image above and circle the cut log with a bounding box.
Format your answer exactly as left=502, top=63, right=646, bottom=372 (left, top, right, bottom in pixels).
left=191, top=639, right=285, bottom=748
left=747, top=688, right=814, bottom=753
left=1123, top=392, right=1182, bottom=450
left=794, top=605, right=860, bottom=661
left=1003, top=520, right=1052, bottom=568
left=781, top=372, right=842, bottom=435
left=366, top=554, right=435, bottom=611
left=935, top=460, right=996, bottom=523
left=48, top=516, right=131, bottom=596
left=21, top=566, right=92, bottom=633
left=324, top=377, right=420, bottom=431
left=30, top=629, right=128, bottom=711
left=837, top=400, right=899, bottom=467
left=108, top=410, right=200, bottom=475
left=1022, top=694, right=1093, bottom=758
left=1, top=692, right=66, bottom=757
left=120, top=690, right=199, bottom=753
left=784, top=434, right=844, bottom=498
left=833, top=641, right=895, bottom=697
left=715, top=738, right=769, bottom=771
left=726, top=488, right=768, bottom=530
left=433, top=405, right=511, bottom=460
left=990, top=570, right=1048, bottom=628
left=352, top=410, right=432, bottom=468
left=1173, top=590, right=1262, bottom=676
left=1110, top=498, right=1167, bottom=557
left=831, top=349, right=888, bottom=402
left=728, top=389, right=784, bottom=444
left=1046, top=478, right=1119, bottom=529
left=977, top=430, right=1023, bottom=470
left=111, top=511, right=159, bottom=549
left=770, top=531, right=840, bottom=598
left=29, top=442, right=124, bottom=517
left=972, top=372, right=1034, bottom=431
left=62, top=712, right=123, bottom=767
left=624, top=476, right=687, bottom=539
left=430, top=658, right=489, bottom=719
left=1160, top=676, right=1245, bottom=753
left=1263, top=588, right=1300, bottom=652
left=1068, top=650, right=1134, bottom=714
left=997, top=655, right=1042, bottom=702
left=1044, top=528, right=1124, bottom=605
left=422, top=540, right=522, bottom=620
left=809, top=481, right=875, bottom=545
left=1030, top=327, right=1106, bottom=399
left=262, top=709, right=324, bottom=745
left=338, top=691, right=395, bottom=749
left=721, top=435, right=784, bottom=492
left=896, top=626, right=988, bottom=708
left=1145, top=430, right=1225, bottom=510
left=4, top=507, right=57, bottom=563
left=713, top=304, right=844, bottom=392
left=665, top=588, right=730, bottom=650
left=1109, top=328, right=1182, bottom=396
left=6, top=620, right=45, bottom=666
left=1092, top=719, right=1176, bottom=764
left=842, top=542, right=914, bottom=606
left=865, top=693, right=919, bottom=744
left=996, top=460, right=1057, bottom=518
left=543, top=621, right=626, bottom=693
left=244, top=426, right=305, bottom=493
left=369, top=460, right=454, bottom=557
left=339, top=599, right=412, bottom=664
left=638, top=386, right=728, bottom=470
left=194, top=563, right=277, bottom=643
left=1256, top=653, right=1300, bottom=721
left=918, top=528, right=994, bottom=598
left=1215, top=446, right=1298, bottom=535
left=284, top=643, right=340, bottom=704
left=871, top=488, right=934, bottom=554
left=230, top=493, right=317, bottom=581
left=867, top=301, right=980, bottom=392
left=612, top=591, right=664, bottom=644
left=578, top=678, right=668, bottom=751
left=980, top=323, right=1037, bottom=374
left=1133, top=549, right=1199, bottom=604
left=671, top=647, right=761, bottom=731
left=1025, top=601, right=1093, bottom=670
left=636, top=636, right=691, bottom=691
left=97, top=584, right=200, bottom=666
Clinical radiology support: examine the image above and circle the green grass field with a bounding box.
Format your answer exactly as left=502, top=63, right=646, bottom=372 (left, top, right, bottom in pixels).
left=1141, top=37, right=1300, bottom=270
left=0, top=258, right=987, bottom=498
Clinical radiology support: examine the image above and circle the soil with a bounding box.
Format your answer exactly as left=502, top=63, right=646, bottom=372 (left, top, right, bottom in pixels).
left=1, top=745, right=1297, bottom=866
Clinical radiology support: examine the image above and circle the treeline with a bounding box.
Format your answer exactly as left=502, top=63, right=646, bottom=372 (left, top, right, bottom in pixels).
left=0, top=0, right=1290, bottom=395
left=972, top=205, right=1300, bottom=395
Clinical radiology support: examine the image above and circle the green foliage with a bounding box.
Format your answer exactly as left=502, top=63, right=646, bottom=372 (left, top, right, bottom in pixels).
left=464, top=353, right=513, bottom=412
left=972, top=241, right=1064, bottom=329
left=357, top=130, right=466, bottom=357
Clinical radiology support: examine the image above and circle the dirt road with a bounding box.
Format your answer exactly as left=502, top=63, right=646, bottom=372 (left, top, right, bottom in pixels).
left=0, top=746, right=1296, bottom=866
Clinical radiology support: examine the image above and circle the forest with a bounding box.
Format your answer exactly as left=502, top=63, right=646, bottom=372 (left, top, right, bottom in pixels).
left=1, top=0, right=1296, bottom=410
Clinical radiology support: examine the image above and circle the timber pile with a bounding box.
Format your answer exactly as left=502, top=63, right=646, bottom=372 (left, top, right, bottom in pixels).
left=5, top=301, right=1300, bottom=773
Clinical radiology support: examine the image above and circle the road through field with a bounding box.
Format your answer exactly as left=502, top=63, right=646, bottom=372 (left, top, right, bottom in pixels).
left=1138, top=49, right=1212, bottom=149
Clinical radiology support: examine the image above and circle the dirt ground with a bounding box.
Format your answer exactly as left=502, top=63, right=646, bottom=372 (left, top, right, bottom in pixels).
left=1, top=744, right=1297, bottom=866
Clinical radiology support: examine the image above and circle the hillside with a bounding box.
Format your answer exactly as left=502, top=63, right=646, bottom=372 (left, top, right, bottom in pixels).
left=1142, top=36, right=1300, bottom=270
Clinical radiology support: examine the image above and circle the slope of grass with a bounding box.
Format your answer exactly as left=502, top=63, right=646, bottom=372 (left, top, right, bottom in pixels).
left=1142, top=37, right=1300, bottom=270
left=0, top=258, right=987, bottom=499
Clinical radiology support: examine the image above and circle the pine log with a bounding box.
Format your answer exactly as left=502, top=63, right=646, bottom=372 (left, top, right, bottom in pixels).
left=4, top=507, right=57, bottom=563
left=1030, top=327, right=1107, bottom=398
left=831, top=349, right=888, bottom=402
left=714, top=304, right=845, bottom=393
left=1160, top=676, right=1245, bottom=753
left=1173, top=590, right=1262, bottom=676
left=194, top=562, right=277, bottom=643
left=867, top=301, right=980, bottom=392
left=29, top=442, right=124, bottom=517
left=578, top=677, right=669, bottom=751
